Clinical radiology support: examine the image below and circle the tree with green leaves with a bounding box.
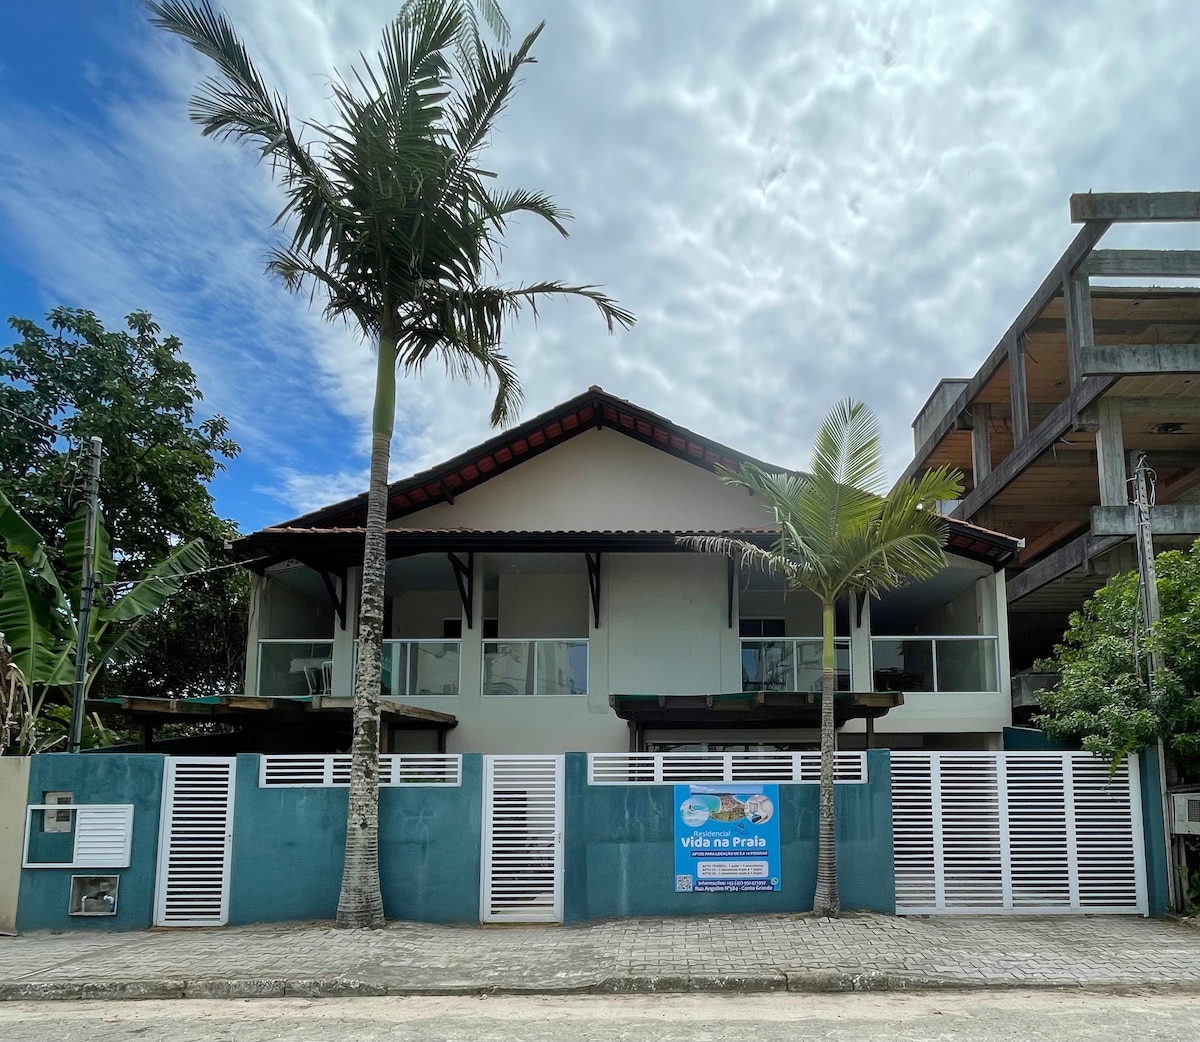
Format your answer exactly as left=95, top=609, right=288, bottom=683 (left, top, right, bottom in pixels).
left=0, top=488, right=208, bottom=754
left=146, top=0, right=634, bottom=927
left=0, top=307, right=246, bottom=700
left=1036, top=542, right=1200, bottom=783
left=683, top=400, right=963, bottom=917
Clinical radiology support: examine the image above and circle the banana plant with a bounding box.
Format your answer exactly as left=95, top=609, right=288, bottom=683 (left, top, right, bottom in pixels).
left=0, top=486, right=208, bottom=750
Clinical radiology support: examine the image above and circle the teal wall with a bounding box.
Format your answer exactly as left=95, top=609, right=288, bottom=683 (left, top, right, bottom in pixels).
left=17, top=754, right=165, bottom=932
left=1002, top=726, right=1077, bottom=751
left=562, top=750, right=893, bottom=922
left=1138, top=744, right=1170, bottom=918
left=228, top=754, right=482, bottom=925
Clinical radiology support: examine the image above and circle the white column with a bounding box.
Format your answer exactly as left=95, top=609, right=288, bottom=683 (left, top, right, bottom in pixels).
left=458, top=559, right=485, bottom=701
left=850, top=594, right=872, bottom=693
left=329, top=567, right=359, bottom=698
left=242, top=574, right=266, bottom=697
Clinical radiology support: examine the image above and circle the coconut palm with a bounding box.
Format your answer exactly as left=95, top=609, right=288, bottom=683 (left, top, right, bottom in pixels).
left=145, top=0, right=633, bottom=927
left=683, top=400, right=962, bottom=917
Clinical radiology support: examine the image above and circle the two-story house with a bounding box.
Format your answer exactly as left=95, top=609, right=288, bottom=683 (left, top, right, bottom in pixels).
left=229, top=387, right=1019, bottom=755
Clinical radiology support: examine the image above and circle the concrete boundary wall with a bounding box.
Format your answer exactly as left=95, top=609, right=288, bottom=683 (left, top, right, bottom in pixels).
left=562, top=749, right=895, bottom=922
left=0, top=757, right=31, bottom=932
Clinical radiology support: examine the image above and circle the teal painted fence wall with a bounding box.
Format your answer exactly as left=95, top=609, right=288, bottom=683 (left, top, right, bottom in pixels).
left=228, top=754, right=482, bottom=925
left=17, top=754, right=165, bottom=932
left=562, top=750, right=894, bottom=922
left=1138, top=745, right=1170, bottom=918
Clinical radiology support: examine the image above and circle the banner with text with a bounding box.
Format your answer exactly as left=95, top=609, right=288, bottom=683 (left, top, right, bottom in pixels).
left=673, top=784, right=781, bottom=893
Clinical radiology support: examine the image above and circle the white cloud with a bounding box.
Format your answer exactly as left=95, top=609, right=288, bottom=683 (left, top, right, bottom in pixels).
left=1, top=0, right=1197, bottom=521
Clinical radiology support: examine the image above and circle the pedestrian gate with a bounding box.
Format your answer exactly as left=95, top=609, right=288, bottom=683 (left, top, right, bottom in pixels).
left=892, top=752, right=1147, bottom=915
left=154, top=757, right=237, bottom=927
left=481, top=755, right=564, bottom=923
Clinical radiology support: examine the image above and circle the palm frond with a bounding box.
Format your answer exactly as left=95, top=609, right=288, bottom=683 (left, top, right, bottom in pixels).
left=676, top=535, right=795, bottom=581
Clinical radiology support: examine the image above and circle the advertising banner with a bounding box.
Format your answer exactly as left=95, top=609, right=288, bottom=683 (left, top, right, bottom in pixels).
left=673, top=783, right=781, bottom=892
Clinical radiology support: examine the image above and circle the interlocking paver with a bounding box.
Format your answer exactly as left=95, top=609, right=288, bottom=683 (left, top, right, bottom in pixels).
left=1, top=914, right=1198, bottom=998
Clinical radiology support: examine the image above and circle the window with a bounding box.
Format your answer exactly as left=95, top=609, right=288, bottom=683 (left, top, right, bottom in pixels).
left=739, top=618, right=785, bottom=638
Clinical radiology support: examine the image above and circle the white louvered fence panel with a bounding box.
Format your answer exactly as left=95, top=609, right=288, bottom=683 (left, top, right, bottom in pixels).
left=258, top=754, right=461, bottom=787
left=73, top=805, right=135, bottom=868
left=587, top=751, right=867, bottom=785
left=481, top=756, right=563, bottom=924
left=892, top=752, right=1146, bottom=915
left=154, top=758, right=236, bottom=927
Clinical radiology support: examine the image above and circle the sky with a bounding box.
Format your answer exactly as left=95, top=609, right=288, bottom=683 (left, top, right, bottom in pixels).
left=0, top=0, right=1197, bottom=535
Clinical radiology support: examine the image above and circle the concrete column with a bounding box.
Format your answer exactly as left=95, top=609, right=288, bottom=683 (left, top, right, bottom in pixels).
left=1008, top=336, right=1030, bottom=445
left=242, top=575, right=266, bottom=697
left=1095, top=399, right=1128, bottom=506
left=719, top=566, right=742, bottom=693
left=850, top=594, right=872, bottom=693
left=971, top=405, right=992, bottom=486
left=458, top=559, right=485, bottom=702
left=0, top=757, right=31, bottom=933
left=329, top=567, right=360, bottom=698
left=587, top=556, right=610, bottom=715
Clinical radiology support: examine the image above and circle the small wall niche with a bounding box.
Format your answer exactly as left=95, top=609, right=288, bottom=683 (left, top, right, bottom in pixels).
left=69, top=875, right=119, bottom=916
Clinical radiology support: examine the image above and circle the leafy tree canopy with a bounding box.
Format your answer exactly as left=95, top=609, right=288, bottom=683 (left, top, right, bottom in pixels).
left=0, top=307, right=239, bottom=573
left=0, top=307, right=247, bottom=701
left=1036, top=541, right=1200, bottom=781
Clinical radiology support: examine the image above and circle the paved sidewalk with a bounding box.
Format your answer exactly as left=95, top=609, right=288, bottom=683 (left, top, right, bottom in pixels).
left=2, top=914, right=1199, bottom=1000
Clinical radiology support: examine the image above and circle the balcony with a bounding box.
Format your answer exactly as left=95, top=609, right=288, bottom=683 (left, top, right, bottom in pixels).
left=870, top=636, right=1000, bottom=693
left=483, top=640, right=588, bottom=696
left=740, top=639, right=851, bottom=693
left=257, top=640, right=334, bottom=698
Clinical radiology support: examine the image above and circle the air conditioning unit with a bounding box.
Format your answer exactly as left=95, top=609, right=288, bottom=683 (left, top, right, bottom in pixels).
left=1171, top=793, right=1200, bottom=836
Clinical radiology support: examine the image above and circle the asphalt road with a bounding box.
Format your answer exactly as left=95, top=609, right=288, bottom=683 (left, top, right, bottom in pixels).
left=0, top=992, right=1198, bottom=1042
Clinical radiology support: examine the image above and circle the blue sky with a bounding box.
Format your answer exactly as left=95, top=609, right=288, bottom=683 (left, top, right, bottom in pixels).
left=2, top=0, right=1198, bottom=536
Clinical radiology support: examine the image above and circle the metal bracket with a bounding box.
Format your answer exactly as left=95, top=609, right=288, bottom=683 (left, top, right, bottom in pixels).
left=448, top=552, right=474, bottom=629
left=586, top=552, right=602, bottom=628
left=319, top=570, right=348, bottom=630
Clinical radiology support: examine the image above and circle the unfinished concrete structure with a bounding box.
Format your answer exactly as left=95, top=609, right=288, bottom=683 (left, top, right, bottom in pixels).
left=901, top=192, right=1200, bottom=709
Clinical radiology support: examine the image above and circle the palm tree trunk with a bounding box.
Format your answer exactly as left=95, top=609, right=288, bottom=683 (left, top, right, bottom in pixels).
left=812, top=598, right=840, bottom=918
left=335, top=333, right=396, bottom=929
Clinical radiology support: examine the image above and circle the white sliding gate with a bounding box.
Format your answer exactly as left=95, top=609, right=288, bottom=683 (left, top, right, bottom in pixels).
left=892, top=752, right=1147, bottom=915
left=154, top=757, right=237, bottom=927
left=481, top=755, right=564, bottom=923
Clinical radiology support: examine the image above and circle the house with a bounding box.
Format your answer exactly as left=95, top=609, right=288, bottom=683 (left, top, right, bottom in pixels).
left=897, top=191, right=1200, bottom=713
left=225, top=386, right=1019, bottom=755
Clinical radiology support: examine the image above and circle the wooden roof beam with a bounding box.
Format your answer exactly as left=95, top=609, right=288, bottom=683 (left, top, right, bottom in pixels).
left=1071, top=192, right=1200, bottom=223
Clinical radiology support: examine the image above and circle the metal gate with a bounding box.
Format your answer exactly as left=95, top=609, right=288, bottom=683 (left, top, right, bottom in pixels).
left=892, top=752, right=1147, bottom=915
left=481, top=755, right=564, bottom=923
left=154, top=757, right=237, bottom=927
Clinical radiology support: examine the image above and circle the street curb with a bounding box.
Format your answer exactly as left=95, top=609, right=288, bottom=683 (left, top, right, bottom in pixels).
left=2, top=974, right=1200, bottom=1002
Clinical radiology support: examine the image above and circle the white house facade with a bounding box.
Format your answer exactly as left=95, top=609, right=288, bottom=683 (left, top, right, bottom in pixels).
left=233, top=388, right=1021, bottom=755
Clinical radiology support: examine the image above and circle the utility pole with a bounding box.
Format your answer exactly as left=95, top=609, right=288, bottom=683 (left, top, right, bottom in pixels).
left=68, top=436, right=102, bottom=755
left=1132, top=453, right=1163, bottom=682
left=1131, top=451, right=1179, bottom=912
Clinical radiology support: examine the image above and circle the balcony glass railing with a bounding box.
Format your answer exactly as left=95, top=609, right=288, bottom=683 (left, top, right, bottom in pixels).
left=482, top=639, right=588, bottom=696
left=257, top=640, right=334, bottom=698
left=740, top=638, right=851, bottom=693
left=870, top=636, right=1000, bottom=693
left=380, top=640, right=461, bottom=697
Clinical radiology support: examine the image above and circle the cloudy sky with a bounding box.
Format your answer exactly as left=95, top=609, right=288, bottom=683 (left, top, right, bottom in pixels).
left=1, top=0, right=1197, bottom=533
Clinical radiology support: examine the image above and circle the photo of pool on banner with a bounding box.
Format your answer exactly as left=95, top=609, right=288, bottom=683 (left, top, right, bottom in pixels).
left=673, top=784, right=782, bottom=892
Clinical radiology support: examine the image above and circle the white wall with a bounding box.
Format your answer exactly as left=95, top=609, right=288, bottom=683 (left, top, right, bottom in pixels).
left=605, top=553, right=734, bottom=695
left=391, top=590, right=461, bottom=639
left=397, top=427, right=773, bottom=532
left=497, top=573, right=588, bottom=638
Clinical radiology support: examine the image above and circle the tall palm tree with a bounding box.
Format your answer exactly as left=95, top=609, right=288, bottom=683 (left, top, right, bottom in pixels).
left=684, top=400, right=962, bottom=917
left=146, top=0, right=634, bottom=928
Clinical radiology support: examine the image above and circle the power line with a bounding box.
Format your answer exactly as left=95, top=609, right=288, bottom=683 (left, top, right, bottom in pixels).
left=101, top=555, right=270, bottom=594
left=0, top=401, right=67, bottom=438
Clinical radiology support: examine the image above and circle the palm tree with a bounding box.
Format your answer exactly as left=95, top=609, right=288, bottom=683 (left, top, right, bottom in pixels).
left=683, top=400, right=962, bottom=917
left=145, top=0, right=634, bottom=927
